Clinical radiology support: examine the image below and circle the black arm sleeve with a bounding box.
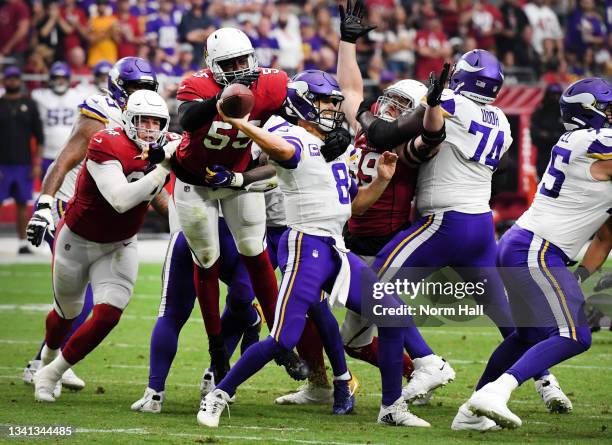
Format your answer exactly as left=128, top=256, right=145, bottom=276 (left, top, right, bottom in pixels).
left=357, top=104, right=426, bottom=150
left=178, top=95, right=220, bottom=132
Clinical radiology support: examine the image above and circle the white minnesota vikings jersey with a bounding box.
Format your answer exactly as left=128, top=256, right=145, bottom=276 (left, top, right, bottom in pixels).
left=257, top=115, right=354, bottom=237
left=517, top=128, right=612, bottom=259
left=250, top=141, right=287, bottom=227
left=53, top=93, right=123, bottom=202
left=31, top=88, right=86, bottom=160
left=416, top=90, right=513, bottom=215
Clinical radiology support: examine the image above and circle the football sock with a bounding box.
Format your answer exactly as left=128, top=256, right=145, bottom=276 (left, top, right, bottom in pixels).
left=402, top=326, right=434, bottom=359
left=62, top=304, right=122, bottom=365
left=216, top=336, right=284, bottom=397
left=44, top=309, right=75, bottom=350
left=296, top=319, right=328, bottom=386
left=506, top=335, right=588, bottom=385
left=44, top=353, right=71, bottom=381
left=148, top=314, right=187, bottom=392
left=377, top=326, right=404, bottom=407
left=194, top=261, right=222, bottom=336
left=476, top=330, right=533, bottom=390
left=240, top=251, right=279, bottom=329
left=41, top=344, right=59, bottom=366
left=308, top=301, right=347, bottom=378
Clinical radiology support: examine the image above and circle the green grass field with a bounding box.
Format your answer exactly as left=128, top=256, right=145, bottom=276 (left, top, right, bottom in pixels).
left=0, top=263, right=610, bottom=444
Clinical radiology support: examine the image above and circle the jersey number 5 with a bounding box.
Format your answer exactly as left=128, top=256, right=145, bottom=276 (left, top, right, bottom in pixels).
left=540, top=145, right=571, bottom=199
left=203, top=120, right=261, bottom=150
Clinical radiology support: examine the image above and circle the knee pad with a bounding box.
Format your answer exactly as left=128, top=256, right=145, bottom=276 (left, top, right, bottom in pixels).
left=236, top=237, right=265, bottom=257
left=574, top=327, right=592, bottom=351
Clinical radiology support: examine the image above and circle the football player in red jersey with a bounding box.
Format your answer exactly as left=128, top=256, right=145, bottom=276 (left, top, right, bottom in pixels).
left=171, top=27, right=305, bottom=383
left=34, top=90, right=180, bottom=403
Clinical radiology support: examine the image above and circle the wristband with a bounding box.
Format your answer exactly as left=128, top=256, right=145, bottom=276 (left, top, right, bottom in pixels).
left=231, top=172, right=244, bottom=188
left=574, top=265, right=591, bottom=283
left=38, top=194, right=54, bottom=206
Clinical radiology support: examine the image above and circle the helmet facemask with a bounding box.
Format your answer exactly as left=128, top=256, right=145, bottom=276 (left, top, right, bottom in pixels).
left=125, top=114, right=169, bottom=152
left=211, top=53, right=258, bottom=85
left=376, top=92, right=414, bottom=122
left=50, top=75, right=70, bottom=95
left=314, top=95, right=345, bottom=133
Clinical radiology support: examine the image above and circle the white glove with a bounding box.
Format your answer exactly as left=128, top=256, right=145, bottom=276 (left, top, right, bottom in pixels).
left=26, top=194, right=55, bottom=247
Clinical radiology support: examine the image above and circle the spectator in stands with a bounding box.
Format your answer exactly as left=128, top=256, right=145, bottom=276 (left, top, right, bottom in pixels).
left=541, top=57, right=576, bottom=85
left=271, top=0, right=303, bottom=77
left=146, top=0, right=180, bottom=59
left=513, top=25, right=542, bottom=77
left=87, top=0, right=119, bottom=67
left=497, top=0, right=530, bottom=64
left=67, top=47, right=91, bottom=76
left=34, top=0, right=72, bottom=63
left=251, top=16, right=280, bottom=68
left=565, top=0, right=607, bottom=74
left=315, top=4, right=339, bottom=51
left=382, top=5, right=415, bottom=77
left=116, top=0, right=144, bottom=59
left=179, top=0, right=216, bottom=66
left=61, top=0, right=88, bottom=59
left=468, top=0, right=503, bottom=51
left=172, top=43, right=199, bottom=77
left=151, top=47, right=174, bottom=76
left=0, top=0, right=31, bottom=65
left=523, top=0, right=564, bottom=62
left=318, top=44, right=338, bottom=74
left=414, top=13, right=451, bottom=81
left=23, top=46, right=51, bottom=91
left=131, top=0, right=156, bottom=35
left=300, top=17, right=323, bottom=71
left=0, top=67, right=44, bottom=255
left=530, top=83, right=564, bottom=179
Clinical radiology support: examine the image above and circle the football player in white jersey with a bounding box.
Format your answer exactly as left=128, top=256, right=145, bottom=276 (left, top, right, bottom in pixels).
left=197, top=69, right=447, bottom=428
left=22, top=57, right=162, bottom=394
left=459, top=77, right=612, bottom=430
left=31, top=62, right=86, bottom=180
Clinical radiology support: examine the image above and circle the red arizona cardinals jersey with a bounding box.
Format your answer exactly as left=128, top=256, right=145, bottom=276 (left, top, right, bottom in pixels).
left=348, top=131, right=417, bottom=237
left=173, top=67, right=288, bottom=185
left=64, top=127, right=171, bottom=243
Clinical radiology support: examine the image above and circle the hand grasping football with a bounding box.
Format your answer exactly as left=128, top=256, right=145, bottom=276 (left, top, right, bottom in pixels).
left=219, top=83, right=255, bottom=118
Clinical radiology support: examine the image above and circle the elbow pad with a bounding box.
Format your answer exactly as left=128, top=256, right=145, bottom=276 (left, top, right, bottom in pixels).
left=404, top=137, right=440, bottom=165
left=178, top=94, right=221, bottom=132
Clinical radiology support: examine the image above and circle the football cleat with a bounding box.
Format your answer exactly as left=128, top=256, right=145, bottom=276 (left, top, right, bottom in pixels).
left=451, top=403, right=500, bottom=431
left=197, top=389, right=231, bottom=427
left=332, top=376, right=357, bottom=415
left=411, top=390, right=433, bottom=406
left=34, top=365, right=62, bottom=403
left=23, top=360, right=41, bottom=384
left=274, top=350, right=310, bottom=381
left=200, top=368, right=215, bottom=398
left=377, top=397, right=431, bottom=427
left=535, top=374, right=573, bottom=413
left=274, top=383, right=333, bottom=405
left=131, top=387, right=164, bottom=413
left=402, top=355, right=455, bottom=402
left=61, top=368, right=85, bottom=391
left=467, top=383, right=522, bottom=429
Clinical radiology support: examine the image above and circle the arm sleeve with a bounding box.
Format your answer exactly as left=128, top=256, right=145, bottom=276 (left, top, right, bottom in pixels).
left=357, top=105, right=425, bottom=150
left=178, top=97, right=219, bottom=132
left=86, top=159, right=170, bottom=214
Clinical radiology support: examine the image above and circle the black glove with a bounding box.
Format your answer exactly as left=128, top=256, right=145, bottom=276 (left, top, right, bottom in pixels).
left=147, top=142, right=167, bottom=165
left=426, top=63, right=450, bottom=107
left=321, top=127, right=352, bottom=162
left=356, top=96, right=377, bottom=120
left=339, top=0, right=376, bottom=44
left=229, top=70, right=261, bottom=88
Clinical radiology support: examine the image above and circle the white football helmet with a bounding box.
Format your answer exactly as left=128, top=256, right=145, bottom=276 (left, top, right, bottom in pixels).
left=205, top=27, right=258, bottom=85
left=376, top=79, right=428, bottom=121
left=122, top=90, right=170, bottom=150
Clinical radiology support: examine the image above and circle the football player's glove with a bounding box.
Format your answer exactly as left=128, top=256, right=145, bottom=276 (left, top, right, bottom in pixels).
left=26, top=195, right=55, bottom=247
left=205, top=165, right=244, bottom=188
left=426, top=63, right=450, bottom=107
left=339, top=0, right=376, bottom=44
left=321, top=127, right=352, bottom=162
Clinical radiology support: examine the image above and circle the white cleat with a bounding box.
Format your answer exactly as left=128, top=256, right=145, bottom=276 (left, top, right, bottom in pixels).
left=535, top=374, right=572, bottom=413
left=467, top=383, right=522, bottom=429
left=274, top=384, right=333, bottom=405
left=197, top=389, right=230, bottom=427
left=451, top=403, right=501, bottom=431
left=200, top=369, right=215, bottom=398
left=402, top=355, right=455, bottom=402
left=61, top=368, right=85, bottom=391
left=23, top=360, right=41, bottom=385
left=34, top=365, right=62, bottom=403
left=411, top=390, right=433, bottom=406
left=377, top=397, right=431, bottom=427
left=131, top=387, right=164, bottom=413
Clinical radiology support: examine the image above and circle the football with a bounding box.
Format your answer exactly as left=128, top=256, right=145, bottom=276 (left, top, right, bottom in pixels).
left=219, top=83, right=255, bottom=118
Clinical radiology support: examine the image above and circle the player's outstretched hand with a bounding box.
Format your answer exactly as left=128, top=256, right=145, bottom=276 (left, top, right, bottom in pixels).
left=321, top=127, right=352, bottom=162
left=135, top=142, right=166, bottom=164
left=426, top=63, right=451, bottom=107
left=205, top=165, right=238, bottom=188
left=26, top=200, right=54, bottom=247
left=356, top=96, right=377, bottom=120
left=339, top=0, right=376, bottom=43
left=216, top=100, right=250, bottom=127
left=377, top=151, right=398, bottom=181
left=229, top=70, right=261, bottom=88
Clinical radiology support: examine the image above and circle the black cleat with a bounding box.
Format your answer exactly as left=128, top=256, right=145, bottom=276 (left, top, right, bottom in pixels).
left=274, top=350, right=310, bottom=381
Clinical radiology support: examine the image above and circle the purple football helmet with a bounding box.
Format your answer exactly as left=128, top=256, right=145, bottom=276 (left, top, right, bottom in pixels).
left=108, top=57, right=158, bottom=108
left=93, top=60, right=113, bottom=77
left=560, top=78, right=612, bottom=130
left=49, top=61, right=71, bottom=94
left=449, top=49, right=504, bottom=104
left=285, top=70, right=345, bottom=132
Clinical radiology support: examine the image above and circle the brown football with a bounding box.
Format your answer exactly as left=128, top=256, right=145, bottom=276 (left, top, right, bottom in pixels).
left=219, top=83, right=255, bottom=118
